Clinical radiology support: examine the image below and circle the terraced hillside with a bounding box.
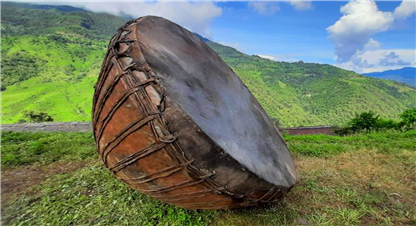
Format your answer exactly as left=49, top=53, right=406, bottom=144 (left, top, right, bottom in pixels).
left=1, top=2, right=415, bottom=126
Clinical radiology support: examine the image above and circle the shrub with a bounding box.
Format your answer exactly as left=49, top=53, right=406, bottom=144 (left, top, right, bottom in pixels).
left=335, top=109, right=416, bottom=135
left=348, top=111, right=380, bottom=132
left=400, top=108, right=416, bottom=128
left=18, top=110, right=54, bottom=123
left=376, top=119, right=399, bottom=130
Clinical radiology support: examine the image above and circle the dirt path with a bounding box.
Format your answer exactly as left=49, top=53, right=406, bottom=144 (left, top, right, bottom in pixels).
left=1, top=161, right=91, bottom=205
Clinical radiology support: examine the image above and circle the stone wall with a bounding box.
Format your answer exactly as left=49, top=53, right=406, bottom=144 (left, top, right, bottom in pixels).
left=1, top=122, right=92, bottom=132
left=279, top=126, right=337, bottom=135
left=1, top=122, right=336, bottom=135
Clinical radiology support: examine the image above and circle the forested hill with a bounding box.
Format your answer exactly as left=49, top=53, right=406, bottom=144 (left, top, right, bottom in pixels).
left=206, top=42, right=416, bottom=126
left=1, top=2, right=415, bottom=126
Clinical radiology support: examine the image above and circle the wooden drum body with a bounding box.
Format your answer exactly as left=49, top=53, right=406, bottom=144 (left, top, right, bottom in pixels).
left=92, top=16, right=296, bottom=210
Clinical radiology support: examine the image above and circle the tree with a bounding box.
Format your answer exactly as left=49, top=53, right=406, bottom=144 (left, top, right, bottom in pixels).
left=349, top=111, right=380, bottom=132
left=400, top=108, right=416, bottom=128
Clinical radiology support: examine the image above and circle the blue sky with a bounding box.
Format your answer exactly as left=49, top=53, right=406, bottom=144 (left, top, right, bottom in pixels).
left=18, top=0, right=416, bottom=73
left=212, top=2, right=346, bottom=63
left=208, top=1, right=415, bottom=73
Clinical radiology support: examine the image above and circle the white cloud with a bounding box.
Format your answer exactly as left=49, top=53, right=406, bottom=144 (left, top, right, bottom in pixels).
left=12, top=1, right=222, bottom=37
left=328, top=0, right=416, bottom=67
left=257, top=55, right=276, bottom=61
left=394, top=0, right=416, bottom=19
left=328, top=0, right=416, bottom=73
left=336, top=49, right=415, bottom=73
left=363, top=38, right=381, bottom=51
left=255, top=53, right=300, bottom=62
left=327, top=0, right=394, bottom=63
left=248, top=1, right=312, bottom=14
left=288, top=1, right=313, bottom=11
left=248, top=2, right=280, bottom=15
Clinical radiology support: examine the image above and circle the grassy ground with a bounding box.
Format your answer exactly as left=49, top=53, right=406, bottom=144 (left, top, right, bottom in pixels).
left=1, top=131, right=415, bottom=225
left=1, top=132, right=96, bottom=167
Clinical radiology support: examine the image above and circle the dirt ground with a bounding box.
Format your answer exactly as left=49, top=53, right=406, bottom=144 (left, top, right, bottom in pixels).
left=1, top=161, right=90, bottom=205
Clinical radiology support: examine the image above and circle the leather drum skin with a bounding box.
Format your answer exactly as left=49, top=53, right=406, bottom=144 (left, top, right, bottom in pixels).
left=92, top=16, right=297, bottom=210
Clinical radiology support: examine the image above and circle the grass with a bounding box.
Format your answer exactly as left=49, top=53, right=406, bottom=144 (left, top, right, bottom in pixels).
left=1, top=132, right=96, bottom=168
left=2, top=164, right=217, bottom=226
left=215, top=148, right=416, bottom=225
left=1, top=131, right=415, bottom=225
left=284, top=129, right=416, bottom=157
left=3, top=130, right=414, bottom=168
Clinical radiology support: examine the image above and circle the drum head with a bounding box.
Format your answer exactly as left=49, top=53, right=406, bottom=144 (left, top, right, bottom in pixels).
left=134, top=17, right=296, bottom=188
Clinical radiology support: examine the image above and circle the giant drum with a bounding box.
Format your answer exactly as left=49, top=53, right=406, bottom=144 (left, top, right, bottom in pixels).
left=92, top=16, right=296, bottom=210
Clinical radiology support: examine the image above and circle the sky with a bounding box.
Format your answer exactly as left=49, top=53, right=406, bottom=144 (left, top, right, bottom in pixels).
left=12, top=0, right=416, bottom=73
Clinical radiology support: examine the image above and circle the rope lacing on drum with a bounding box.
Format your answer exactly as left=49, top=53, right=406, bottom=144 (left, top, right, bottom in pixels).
left=115, top=39, right=135, bottom=45
left=96, top=21, right=278, bottom=207
left=114, top=40, right=136, bottom=55
left=157, top=92, right=166, bottom=112
left=138, top=171, right=216, bottom=193
left=245, top=187, right=283, bottom=203
left=92, top=72, right=129, bottom=126
left=159, top=133, right=178, bottom=143
left=109, top=142, right=167, bottom=172
left=122, top=63, right=136, bottom=71
left=122, top=159, right=195, bottom=185
left=96, top=78, right=158, bottom=154
left=119, top=19, right=137, bottom=30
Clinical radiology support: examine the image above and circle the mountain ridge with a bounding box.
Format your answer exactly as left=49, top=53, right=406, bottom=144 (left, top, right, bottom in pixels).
left=362, top=67, right=416, bottom=88
left=1, top=2, right=415, bottom=126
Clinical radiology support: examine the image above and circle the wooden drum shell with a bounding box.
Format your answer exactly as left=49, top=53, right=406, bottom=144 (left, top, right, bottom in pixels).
left=92, top=17, right=295, bottom=210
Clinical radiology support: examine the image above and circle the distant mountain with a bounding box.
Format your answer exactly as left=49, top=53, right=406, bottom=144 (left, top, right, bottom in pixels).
left=1, top=2, right=415, bottom=126
left=24, top=3, right=88, bottom=12
left=193, top=33, right=211, bottom=42
left=362, top=67, right=416, bottom=87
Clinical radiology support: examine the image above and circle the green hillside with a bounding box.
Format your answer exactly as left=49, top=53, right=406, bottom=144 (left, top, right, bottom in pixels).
left=207, top=42, right=416, bottom=126
left=1, top=2, right=415, bottom=126
left=1, top=2, right=127, bottom=123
